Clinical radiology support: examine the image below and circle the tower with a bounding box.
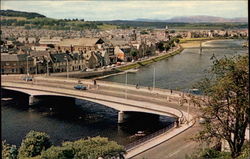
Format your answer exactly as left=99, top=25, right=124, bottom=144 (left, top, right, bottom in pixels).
left=165, top=25, right=169, bottom=40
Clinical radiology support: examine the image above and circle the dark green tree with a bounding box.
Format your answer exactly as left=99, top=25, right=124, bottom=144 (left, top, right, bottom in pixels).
left=156, top=41, right=165, bottom=52
left=40, top=146, right=74, bottom=159
left=62, top=136, right=125, bottom=159
left=130, top=49, right=138, bottom=58
left=193, top=55, right=249, bottom=158
left=2, top=141, right=18, bottom=159
left=18, top=131, right=52, bottom=158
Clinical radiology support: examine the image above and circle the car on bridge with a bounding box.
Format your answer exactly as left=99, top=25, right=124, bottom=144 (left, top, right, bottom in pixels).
left=74, top=84, right=87, bottom=90
left=23, top=76, right=33, bottom=81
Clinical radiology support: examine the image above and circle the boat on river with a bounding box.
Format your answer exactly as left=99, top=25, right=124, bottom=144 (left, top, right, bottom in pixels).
left=1, top=98, right=13, bottom=101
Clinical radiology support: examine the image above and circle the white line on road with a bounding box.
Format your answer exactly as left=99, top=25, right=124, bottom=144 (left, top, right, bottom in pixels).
left=165, top=141, right=195, bottom=158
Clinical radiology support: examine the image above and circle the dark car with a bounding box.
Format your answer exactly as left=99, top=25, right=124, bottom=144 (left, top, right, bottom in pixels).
left=23, top=77, right=33, bottom=81
left=74, top=84, right=87, bottom=90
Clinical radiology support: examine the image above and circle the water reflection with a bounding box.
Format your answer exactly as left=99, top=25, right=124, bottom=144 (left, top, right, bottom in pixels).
left=1, top=89, right=174, bottom=146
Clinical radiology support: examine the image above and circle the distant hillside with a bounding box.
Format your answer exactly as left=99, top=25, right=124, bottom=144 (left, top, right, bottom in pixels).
left=135, top=16, right=248, bottom=23
left=0, top=9, right=46, bottom=19
left=102, top=20, right=248, bottom=30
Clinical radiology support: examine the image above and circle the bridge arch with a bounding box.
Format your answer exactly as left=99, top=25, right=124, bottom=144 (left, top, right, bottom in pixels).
left=2, top=86, right=184, bottom=123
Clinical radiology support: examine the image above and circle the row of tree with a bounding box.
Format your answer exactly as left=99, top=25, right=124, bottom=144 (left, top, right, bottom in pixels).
left=156, top=38, right=180, bottom=52
left=0, top=19, right=102, bottom=30
left=2, top=131, right=125, bottom=159
left=0, top=9, right=46, bottom=19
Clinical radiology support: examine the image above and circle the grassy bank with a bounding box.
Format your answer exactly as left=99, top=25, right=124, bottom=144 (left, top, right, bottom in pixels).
left=117, top=47, right=184, bottom=71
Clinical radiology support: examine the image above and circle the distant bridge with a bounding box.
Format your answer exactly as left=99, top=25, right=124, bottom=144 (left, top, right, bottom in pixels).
left=183, top=46, right=245, bottom=50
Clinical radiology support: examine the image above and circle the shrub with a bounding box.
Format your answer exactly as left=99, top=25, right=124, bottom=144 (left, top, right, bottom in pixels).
left=18, top=131, right=52, bottom=158
left=40, top=146, right=74, bottom=159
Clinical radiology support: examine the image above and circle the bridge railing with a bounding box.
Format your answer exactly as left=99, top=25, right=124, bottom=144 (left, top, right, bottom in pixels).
left=125, top=122, right=175, bottom=151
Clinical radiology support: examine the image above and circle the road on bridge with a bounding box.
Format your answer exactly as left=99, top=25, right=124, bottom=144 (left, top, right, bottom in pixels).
left=2, top=75, right=203, bottom=159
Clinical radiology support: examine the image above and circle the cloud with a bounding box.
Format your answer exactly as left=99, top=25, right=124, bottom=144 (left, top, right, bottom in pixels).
left=1, top=1, right=248, bottom=20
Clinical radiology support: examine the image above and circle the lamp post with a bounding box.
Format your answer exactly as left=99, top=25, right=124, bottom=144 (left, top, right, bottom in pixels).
left=125, top=71, right=128, bottom=99
left=153, top=66, right=156, bottom=91
left=46, top=59, right=49, bottom=76
left=187, top=90, right=191, bottom=123
left=26, top=55, right=31, bottom=76
left=64, top=56, right=69, bottom=79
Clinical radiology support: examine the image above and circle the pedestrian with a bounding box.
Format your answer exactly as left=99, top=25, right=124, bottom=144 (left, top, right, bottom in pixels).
left=93, top=80, right=97, bottom=85
left=136, top=83, right=139, bottom=89
left=175, top=119, right=179, bottom=128
left=170, top=89, right=173, bottom=94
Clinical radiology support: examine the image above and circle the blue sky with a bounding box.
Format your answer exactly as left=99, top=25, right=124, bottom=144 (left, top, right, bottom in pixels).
left=1, top=1, right=248, bottom=21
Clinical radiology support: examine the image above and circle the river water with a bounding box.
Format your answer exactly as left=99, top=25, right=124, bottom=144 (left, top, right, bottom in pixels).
left=1, top=39, right=248, bottom=147
left=103, top=39, right=248, bottom=90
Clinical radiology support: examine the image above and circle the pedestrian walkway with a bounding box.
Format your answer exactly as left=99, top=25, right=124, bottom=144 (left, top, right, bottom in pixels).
left=125, top=120, right=195, bottom=159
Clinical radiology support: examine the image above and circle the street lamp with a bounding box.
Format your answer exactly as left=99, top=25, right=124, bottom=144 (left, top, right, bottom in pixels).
left=153, top=66, right=156, bottom=91
left=46, top=59, right=49, bottom=76
left=64, top=56, right=69, bottom=79
left=125, top=71, right=128, bottom=99
left=26, top=55, right=31, bottom=76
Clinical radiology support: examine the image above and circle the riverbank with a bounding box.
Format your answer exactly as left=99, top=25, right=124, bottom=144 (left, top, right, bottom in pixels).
left=117, top=46, right=183, bottom=71
left=94, top=46, right=184, bottom=80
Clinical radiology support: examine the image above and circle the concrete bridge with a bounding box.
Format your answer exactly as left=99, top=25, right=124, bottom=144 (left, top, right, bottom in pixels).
left=2, top=79, right=188, bottom=124
left=2, top=75, right=197, bottom=158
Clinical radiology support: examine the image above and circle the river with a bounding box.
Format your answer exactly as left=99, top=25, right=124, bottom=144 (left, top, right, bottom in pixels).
left=1, top=39, right=248, bottom=147
left=103, top=39, right=248, bottom=90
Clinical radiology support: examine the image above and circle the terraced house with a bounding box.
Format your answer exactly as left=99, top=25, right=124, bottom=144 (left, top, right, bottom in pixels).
left=56, top=37, right=105, bottom=52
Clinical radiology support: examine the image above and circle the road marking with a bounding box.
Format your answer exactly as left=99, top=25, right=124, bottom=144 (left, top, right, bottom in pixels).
left=165, top=142, right=195, bottom=158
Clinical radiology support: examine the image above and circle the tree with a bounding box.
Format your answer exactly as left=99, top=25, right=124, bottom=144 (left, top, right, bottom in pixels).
left=164, top=43, right=170, bottom=51
left=62, top=136, right=125, bottom=159
left=130, top=49, right=138, bottom=58
left=18, top=131, right=52, bottom=158
left=40, top=146, right=74, bottom=159
left=2, top=141, right=18, bottom=159
left=156, top=41, right=165, bottom=52
left=175, top=38, right=180, bottom=43
left=193, top=55, right=249, bottom=158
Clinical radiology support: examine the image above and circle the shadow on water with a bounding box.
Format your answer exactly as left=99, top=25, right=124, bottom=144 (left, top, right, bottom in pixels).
left=1, top=89, right=174, bottom=146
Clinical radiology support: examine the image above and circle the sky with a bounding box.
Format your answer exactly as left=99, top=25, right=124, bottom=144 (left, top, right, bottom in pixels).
left=1, top=1, right=248, bottom=21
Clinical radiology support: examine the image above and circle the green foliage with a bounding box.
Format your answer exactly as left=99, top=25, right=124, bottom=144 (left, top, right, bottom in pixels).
left=164, top=43, right=170, bottom=51
left=0, top=9, right=46, bottom=18
left=18, top=131, right=52, bottom=158
left=40, top=146, right=74, bottom=159
left=2, top=141, right=18, bottom=159
left=130, top=49, right=138, bottom=57
left=187, top=142, right=250, bottom=159
left=62, top=136, right=125, bottom=159
left=156, top=41, right=165, bottom=51
left=140, top=30, right=148, bottom=34
left=194, top=55, right=249, bottom=158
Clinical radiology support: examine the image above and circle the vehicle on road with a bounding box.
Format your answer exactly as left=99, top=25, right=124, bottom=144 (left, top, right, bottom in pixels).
left=199, top=117, right=210, bottom=124
left=189, top=88, right=201, bottom=95
left=23, top=77, right=33, bottom=81
left=74, top=84, right=87, bottom=90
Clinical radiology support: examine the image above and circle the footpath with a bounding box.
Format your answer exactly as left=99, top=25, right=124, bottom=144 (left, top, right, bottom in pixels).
left=125, top=120, right=195, bottom=159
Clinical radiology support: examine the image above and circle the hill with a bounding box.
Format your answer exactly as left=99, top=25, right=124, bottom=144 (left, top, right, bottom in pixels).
left=135, top=16, right=248, bottom=23
left=0, top=9, right=46, bottom=19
